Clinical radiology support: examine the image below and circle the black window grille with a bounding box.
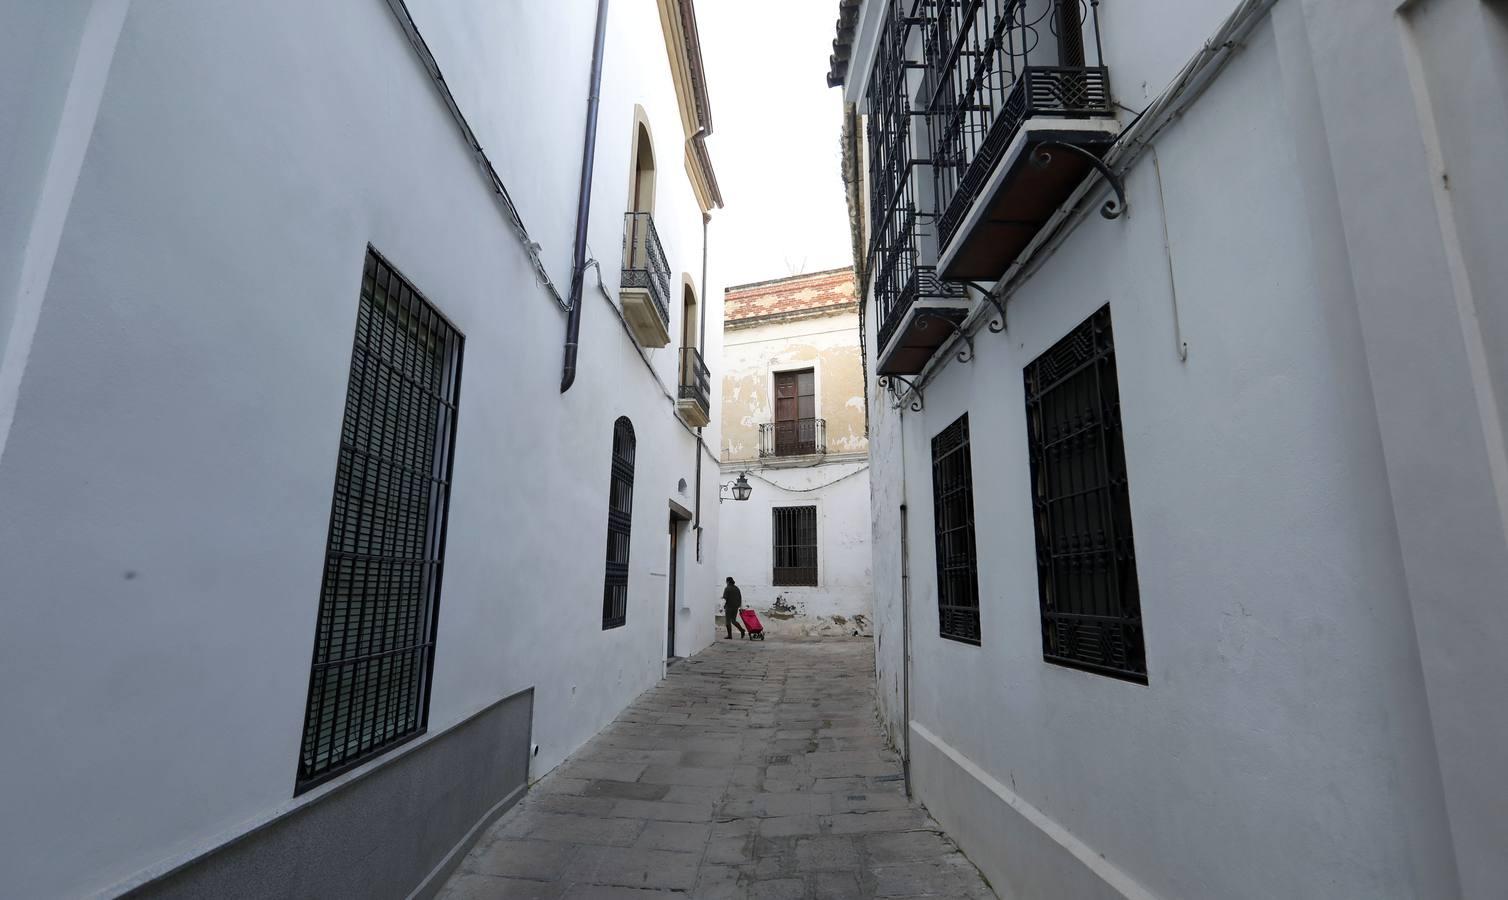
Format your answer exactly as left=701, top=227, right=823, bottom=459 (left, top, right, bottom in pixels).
left=297, top=248, right=463, bottom=792
left=1024, top=306, right=1145, bottom=682
left=772, top=506, right=818, bottom=586
left=602, top=417, right=636, bottom=629
left=931, top=414, right=980, bottom=644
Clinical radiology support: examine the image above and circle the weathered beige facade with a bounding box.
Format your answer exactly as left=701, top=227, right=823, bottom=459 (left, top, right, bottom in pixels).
left=716, top=268, right=872, bottom=636
left=721, top=268, right=867, bottom=462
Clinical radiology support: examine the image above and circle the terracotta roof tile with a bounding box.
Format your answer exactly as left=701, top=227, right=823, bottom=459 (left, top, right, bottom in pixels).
left=724, top=267, right=856, bottom=325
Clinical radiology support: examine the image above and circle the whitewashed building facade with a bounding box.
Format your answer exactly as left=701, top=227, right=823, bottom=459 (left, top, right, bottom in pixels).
left=834, top=0, right=1508, bottom=898
left=0, top=1, right=725, bottom=896
left=718, top=269, right=873, bottom=635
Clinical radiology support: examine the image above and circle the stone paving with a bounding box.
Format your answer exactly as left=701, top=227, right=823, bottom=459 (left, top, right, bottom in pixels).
left=438, top=638, right=996, bottom=899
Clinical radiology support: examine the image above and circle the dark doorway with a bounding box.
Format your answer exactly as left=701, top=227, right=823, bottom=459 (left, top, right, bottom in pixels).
left=667, top=516, right=679, bottom=659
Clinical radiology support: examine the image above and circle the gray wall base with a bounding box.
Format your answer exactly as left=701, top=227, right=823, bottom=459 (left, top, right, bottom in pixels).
left=126, top=689, right=533, bottom=900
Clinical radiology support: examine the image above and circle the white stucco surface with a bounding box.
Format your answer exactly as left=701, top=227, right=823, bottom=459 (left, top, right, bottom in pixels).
left=716, top=459, right=873, bottom=634
left=856, top=0, right=1506, bottom=897
left=717, top=289, right=873, bottom=635
left=0, top=1, right=723, bottom=896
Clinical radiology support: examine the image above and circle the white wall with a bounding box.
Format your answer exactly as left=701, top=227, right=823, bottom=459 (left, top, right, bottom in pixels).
left=0, top=1, right=722, bottom=896
left=717, top=300, right=873, bottom=634
left=716, top=459, right=872, bottom=634
left=0, top=0, right=91, bottom=347
left=858, top=0, right=1502, bottom=897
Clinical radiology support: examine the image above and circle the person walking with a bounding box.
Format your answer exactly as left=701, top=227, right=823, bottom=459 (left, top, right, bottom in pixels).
left=722, top=576, right=745, bottom=640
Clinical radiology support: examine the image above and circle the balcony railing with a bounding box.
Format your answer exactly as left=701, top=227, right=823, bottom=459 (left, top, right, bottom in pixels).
left=622, top=211, right=671, bottom=328
left=760, top=418, right=826, bottom=458
left=865, top=0, right=968, bottom=356
left=922, top=0, right=1113, bottom=253
left=677, top=346, right=710, bottom=423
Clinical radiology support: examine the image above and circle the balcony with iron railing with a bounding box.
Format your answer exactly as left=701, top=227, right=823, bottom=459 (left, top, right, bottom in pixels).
left=759, top=418, right=826, bottom=459
left=865, top=0, right=971, bottom=376
left=922, top=0, right=1119, bottom=282
left=676, top=346, right=711, bottom=427
left=620, top=211, right=672, bottom=348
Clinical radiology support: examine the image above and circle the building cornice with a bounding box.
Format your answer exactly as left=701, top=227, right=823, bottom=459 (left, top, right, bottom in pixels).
left=725, top=301, right=859, bottom=331
left=658, top=0, right=724, bottom=211
left=721, top=450, right=869, bottom=472
left=724, top=265, right=854, bottom=294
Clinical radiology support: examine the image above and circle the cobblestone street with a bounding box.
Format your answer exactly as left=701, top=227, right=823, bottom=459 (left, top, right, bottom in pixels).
left=438, top=638, right=995, bottom=899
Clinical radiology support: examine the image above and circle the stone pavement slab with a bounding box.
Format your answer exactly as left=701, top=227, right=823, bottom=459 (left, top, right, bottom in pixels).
left=438, top=638, right=996, bottom=900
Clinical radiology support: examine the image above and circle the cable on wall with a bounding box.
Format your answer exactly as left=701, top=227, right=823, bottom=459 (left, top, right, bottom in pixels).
left=892, top=0, right=1278, bottom=404
left=589, top=259, right=720, bottom=467
left=743, top=463, right=871, bottom=494
left=384, top=0, right=567, bottom=310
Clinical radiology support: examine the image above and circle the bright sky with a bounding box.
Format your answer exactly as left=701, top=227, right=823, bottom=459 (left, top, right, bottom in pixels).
left=701, top=2, right=853, bottom=288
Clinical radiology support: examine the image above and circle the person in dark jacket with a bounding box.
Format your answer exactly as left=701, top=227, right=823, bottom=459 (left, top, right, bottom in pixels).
left=722, top=577, right=745, bottom=639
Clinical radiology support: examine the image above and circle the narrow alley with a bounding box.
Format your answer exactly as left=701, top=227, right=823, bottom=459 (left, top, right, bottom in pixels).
left=438, top=639, right=995, bottom=900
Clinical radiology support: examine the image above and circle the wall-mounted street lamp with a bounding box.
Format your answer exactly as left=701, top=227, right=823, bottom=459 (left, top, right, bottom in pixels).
left=719, top=471, right=752, bottom=503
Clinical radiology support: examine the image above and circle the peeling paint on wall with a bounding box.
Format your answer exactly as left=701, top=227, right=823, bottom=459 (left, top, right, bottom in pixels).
left=720, top=310, right=868, bottom=463
left=717, top=271, right=872, bottom=636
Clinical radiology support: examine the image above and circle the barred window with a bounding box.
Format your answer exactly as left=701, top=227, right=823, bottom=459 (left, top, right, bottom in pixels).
left=772, top=506, right=818, bottom=586
left=297, top=248, right=463, bottom=792
left=602, top=417, right=636, bottom=629
left=931, top=414, right=980, bottom=644
left=1024, top=306, right=1146, bottom=682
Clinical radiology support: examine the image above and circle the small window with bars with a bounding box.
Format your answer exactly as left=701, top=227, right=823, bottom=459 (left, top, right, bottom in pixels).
left=602, top=417, right=636, bottom=629
left=296, top=247, right=463, bottom=793
left=931, top=414, right=981, bottom=644
left=1024, top=306, right=1146, bottom=683
left=772, top=506, right=818, bottom=586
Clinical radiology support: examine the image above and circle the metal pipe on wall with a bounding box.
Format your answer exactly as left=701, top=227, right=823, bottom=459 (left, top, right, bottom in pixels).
left=693, top=211, right=709, bottom=551
left=898, top=405, right=913, bottom=799
left=559, top=0, right=612, bottom=393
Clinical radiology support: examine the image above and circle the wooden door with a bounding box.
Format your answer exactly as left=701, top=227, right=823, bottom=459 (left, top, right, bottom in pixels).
left=773, top=369, right=815, bottom=455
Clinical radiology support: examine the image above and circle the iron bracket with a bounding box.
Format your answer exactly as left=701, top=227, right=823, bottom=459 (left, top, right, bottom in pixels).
left=878, top=375, right=924, bottom=412
left=1032, top=140, right=1127, bottom=220
left=964, top=281, right=1007, bottom=333
left=914, top=310, right=974, bottom=364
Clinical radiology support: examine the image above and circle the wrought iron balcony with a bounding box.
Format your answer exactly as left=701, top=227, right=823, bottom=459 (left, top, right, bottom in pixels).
left=620, top=211, right=672, bottom=347
left=676, top=346, right=710, bottom=427
left=865, top=0, right=970, bottom=376
left=760, top=418, right=826, bottom=458
left=922, top=0, right=1118, bottom=281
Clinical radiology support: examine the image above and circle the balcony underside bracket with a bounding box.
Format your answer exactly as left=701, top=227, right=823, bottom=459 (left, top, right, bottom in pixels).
left=914, top=310, right=974, bottom=364
left=878, top=375, right=923, bottom=412
left=1031, top=140, right=1127, bottom=220
left=963, top=282, right=1007, bottom=334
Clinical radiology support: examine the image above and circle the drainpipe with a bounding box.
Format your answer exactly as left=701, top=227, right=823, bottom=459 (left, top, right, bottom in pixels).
left=897, top=408, right=913, bottom=798
left=559, top=0, right=612, bottom=394
left=693, top=211, right=709, bottom=546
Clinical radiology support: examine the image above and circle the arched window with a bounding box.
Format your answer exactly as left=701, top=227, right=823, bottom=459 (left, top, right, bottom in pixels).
left=680, top=281, right=698, bottom=351
left=630, top=118, right=656, bottom=216
left=602, top=417, right=636, bottom=629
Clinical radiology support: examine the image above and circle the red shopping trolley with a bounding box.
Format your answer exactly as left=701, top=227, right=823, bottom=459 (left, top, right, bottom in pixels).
left=738, top=607, right=766, bottom=640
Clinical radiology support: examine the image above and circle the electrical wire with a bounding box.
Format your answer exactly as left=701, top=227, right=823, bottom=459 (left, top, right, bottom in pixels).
left=385, top=0, right=568, bottom=310
left=741, top=463, right=871, bottom=494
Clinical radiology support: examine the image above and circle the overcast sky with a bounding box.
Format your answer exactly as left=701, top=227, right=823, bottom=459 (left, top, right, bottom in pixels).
left=700, top=2, right=853, bottom=288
